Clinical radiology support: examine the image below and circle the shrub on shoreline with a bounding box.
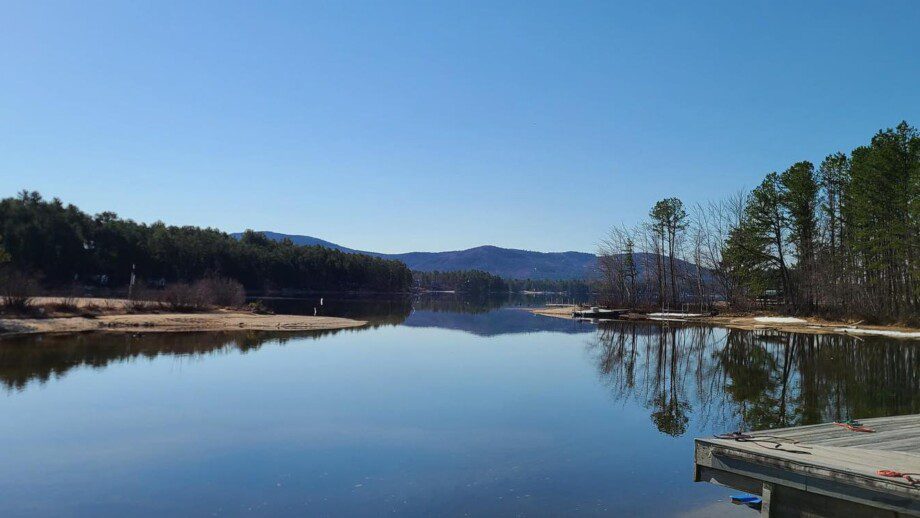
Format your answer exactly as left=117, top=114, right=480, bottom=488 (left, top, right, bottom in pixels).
left=157, top=277, right=246, bottom=312
left=0, top=270, right=38, bottom=312
left=195, top=277, right=246, bottom=308
left=158, top=283, right=208, bottom=312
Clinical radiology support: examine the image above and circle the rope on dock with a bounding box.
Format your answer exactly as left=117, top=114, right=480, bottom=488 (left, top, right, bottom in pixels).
left=878, top=470, right=920, bottom=486
left=832, top=420, right=876, bottom=433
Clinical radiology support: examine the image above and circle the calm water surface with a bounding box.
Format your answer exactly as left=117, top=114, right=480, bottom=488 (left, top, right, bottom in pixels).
left=1, top=296, right=918, bottom=516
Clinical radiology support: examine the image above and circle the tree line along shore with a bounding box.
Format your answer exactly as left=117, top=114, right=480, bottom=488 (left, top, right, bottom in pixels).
left=597, top=120, right=919, bottom=326
left=0, top=192, right=413, bottom=295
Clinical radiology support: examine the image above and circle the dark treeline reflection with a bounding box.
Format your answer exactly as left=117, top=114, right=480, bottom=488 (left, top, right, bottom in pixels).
left=588, top=322, right=920, bottom=436
left=255, top=295, right=413, bottom=325
left=412, top=293, right=511, bottom=314
left=253, top=293, right=506, bottom=323
left=0, top=329, right=351, bottom=391
left=253, top=292, right=577, bottom=323
left=254, top=293, right=514, bottom=323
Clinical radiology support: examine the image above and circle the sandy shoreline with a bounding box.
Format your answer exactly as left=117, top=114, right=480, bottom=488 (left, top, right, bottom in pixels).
left=529, top=306, right=920, bottom=338
left=0, top=312, right=366, bottom=337
left=0, top=298, right=366, bottom=337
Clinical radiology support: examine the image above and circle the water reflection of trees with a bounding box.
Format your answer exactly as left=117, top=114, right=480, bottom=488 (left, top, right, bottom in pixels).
left=254, top=293, right=581, bottom=322
left=412, top=293, right=511, bottom=314
left=254, top=293, right=539, bottom=321
left=255, top=295, right=412, bottom=325
left=588, top=323, right=920, bottom=435
left=0, top=329, right=349, bottom=391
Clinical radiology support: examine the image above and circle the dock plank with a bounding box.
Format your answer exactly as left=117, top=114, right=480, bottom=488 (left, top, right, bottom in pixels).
left=695, top=414, right=920, bottom=516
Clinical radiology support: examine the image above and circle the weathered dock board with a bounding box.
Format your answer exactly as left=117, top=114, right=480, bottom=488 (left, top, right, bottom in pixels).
left=694, top=414, right=920, bottom=517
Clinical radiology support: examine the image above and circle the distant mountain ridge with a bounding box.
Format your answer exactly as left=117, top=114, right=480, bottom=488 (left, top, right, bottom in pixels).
left=246, top=231, right=360, bottom=253
left=231, top=231, right=599, bottom=280
left=232, top=231, right=710, bottom=282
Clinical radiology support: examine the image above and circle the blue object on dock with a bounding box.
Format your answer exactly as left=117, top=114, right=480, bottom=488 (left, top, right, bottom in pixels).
left=730, top=495, right=762, bottom=510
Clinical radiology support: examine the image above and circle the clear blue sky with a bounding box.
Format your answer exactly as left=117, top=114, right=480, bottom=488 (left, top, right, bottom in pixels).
left=2, top=1, right=918, bottom=254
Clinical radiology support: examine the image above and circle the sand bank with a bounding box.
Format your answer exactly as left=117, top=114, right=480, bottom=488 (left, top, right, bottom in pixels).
left=1, top=304, right=365, bottom=337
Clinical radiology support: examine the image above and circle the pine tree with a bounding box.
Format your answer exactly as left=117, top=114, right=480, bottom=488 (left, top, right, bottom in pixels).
left=780, top=161, right=819, bottom=308
left=745, top=173, right=791, bottom=305
left=818, top=152, right=850, bottom=309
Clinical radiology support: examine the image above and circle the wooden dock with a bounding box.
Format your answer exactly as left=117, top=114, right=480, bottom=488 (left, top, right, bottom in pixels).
left=694, top=414, right=920, bottom=516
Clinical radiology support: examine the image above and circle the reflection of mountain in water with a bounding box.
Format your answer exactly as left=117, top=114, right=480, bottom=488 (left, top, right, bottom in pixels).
left=0, top=330, right=349, bottom=391
left=588, top=322, right=920, bottom=436
left=404, top=308, right=595, bottom=337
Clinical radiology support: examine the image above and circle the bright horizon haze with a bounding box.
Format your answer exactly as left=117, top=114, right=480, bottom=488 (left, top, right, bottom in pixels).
left=2, top=1, right=919, bottom=254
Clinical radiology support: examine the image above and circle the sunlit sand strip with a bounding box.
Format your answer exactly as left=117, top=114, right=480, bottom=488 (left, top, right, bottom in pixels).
left=753, top=316, right=807, bottom=324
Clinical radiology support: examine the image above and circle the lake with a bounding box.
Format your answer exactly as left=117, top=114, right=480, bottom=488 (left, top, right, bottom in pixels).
left=1, top=295, right=918, bottom=516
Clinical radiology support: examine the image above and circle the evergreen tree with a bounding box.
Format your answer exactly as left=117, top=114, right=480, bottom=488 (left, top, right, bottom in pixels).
left=818, top=152, right=850, bottom=308
left=780, top=161, right=820, bottom=308
left=741, top=173, right=791, bottom=303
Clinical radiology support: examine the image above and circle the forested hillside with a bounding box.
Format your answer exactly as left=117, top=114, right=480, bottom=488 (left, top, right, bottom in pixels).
left=0, top=193, right=413, bottom=293
left=234, top=233, right=600, bottom=281
left=390, top=246, right=597, bottom=280
left=413, top=269, right=595, bottom=296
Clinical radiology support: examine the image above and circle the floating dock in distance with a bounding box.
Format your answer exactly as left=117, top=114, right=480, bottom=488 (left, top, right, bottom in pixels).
left=694, top=414, right=920, bottom=517
left=572, top=307, right=626, bottom=318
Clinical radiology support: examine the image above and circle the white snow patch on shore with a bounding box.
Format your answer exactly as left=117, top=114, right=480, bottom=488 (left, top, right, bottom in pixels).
left=834, top=328, right=920, bottom=339
left=754, top=316, right=807, bottom=324
left=647, top=312, right=703, bottom=318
